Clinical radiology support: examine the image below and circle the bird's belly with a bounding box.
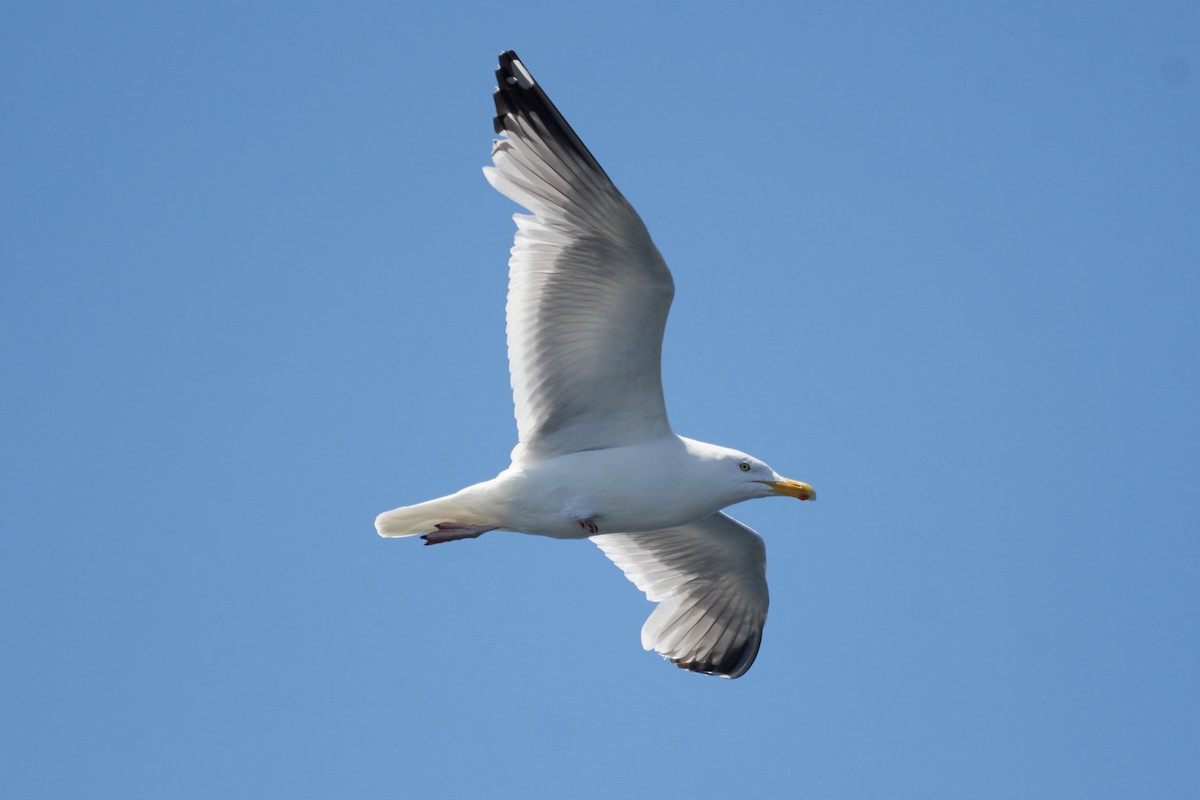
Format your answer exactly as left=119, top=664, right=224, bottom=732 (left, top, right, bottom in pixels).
left=496, top=448, right=717, bottom=539
left=510, top=495, right=709, bottom=539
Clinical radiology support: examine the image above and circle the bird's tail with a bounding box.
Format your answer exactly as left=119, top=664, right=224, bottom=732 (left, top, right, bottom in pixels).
left=374, top=492, right=489, bottom=538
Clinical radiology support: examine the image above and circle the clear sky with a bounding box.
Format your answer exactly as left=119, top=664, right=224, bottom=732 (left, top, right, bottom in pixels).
left=2, top=1, right=1198, bottom=797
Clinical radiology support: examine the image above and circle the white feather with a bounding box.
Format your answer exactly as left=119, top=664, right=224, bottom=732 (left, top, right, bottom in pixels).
left=592, top=512, right=769, bottom=679
left=485, top=93, right=675, bottom=464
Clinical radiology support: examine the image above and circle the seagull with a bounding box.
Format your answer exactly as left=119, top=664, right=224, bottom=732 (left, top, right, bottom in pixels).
left=376, top=51, right=816, bottom=679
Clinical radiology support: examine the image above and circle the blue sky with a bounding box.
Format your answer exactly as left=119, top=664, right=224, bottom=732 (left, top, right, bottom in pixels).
left=2, top=1, right=1198, bottom=797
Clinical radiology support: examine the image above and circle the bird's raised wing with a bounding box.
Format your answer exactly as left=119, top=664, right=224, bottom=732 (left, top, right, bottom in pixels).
left=483, top=51, right=675, bottom=464
left=592, top=512, right=770, bottom=679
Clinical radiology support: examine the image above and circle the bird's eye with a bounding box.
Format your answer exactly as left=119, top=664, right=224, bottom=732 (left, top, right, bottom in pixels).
left=739, top=462, right=752, bottom=472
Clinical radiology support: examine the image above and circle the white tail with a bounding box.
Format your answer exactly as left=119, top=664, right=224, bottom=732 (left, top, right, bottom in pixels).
left=375, top=492, right=483, bottom=538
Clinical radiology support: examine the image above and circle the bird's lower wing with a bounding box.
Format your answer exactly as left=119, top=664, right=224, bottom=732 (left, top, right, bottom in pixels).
left=484, top=51, right=675, bottom=464
left=591, top=512, right=770, bottom=679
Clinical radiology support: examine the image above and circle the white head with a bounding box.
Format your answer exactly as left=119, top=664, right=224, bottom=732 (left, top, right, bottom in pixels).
left=686, top=439, right=816, bottom=508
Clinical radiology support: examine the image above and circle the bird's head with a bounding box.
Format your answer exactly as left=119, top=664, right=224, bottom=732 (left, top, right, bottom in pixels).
left=695, top=442, right=816, bottom=505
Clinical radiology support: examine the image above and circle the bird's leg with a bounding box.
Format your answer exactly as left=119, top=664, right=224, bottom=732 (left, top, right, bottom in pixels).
left=563, top=501, right=600, bottom=535
left=421, top=523, right=496, bottom=546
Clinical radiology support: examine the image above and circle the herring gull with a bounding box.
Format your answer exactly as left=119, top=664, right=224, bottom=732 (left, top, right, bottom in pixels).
left=376, top=51, right=816, bottom=678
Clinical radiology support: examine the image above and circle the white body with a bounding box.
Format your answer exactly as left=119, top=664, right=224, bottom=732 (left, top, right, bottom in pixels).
left=376, top=436, right=772, bottom=540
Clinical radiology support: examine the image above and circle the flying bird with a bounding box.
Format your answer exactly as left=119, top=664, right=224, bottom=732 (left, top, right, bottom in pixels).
left=376, top=51, right=816, bottom=678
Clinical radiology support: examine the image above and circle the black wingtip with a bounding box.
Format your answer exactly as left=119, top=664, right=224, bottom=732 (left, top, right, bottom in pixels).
left=489, top=50, right=611, bottom=180
left=493, top=50, right=536, bottom=135
left=670, top=632, right=763, bottom=679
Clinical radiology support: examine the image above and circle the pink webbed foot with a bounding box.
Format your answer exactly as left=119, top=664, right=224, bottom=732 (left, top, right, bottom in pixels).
left=421, top=523, right=496, bottom=546
left=576, top=518, right=599, bottom=535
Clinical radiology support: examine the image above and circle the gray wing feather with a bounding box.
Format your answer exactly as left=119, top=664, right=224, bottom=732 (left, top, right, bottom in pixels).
left=484, top=51, right=675, bottom=463
left=592, top=512, right=770, bottom=679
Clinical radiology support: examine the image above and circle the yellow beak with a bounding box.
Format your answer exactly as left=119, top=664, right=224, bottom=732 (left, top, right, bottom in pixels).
left=763, top=478, right=817, bottom=501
